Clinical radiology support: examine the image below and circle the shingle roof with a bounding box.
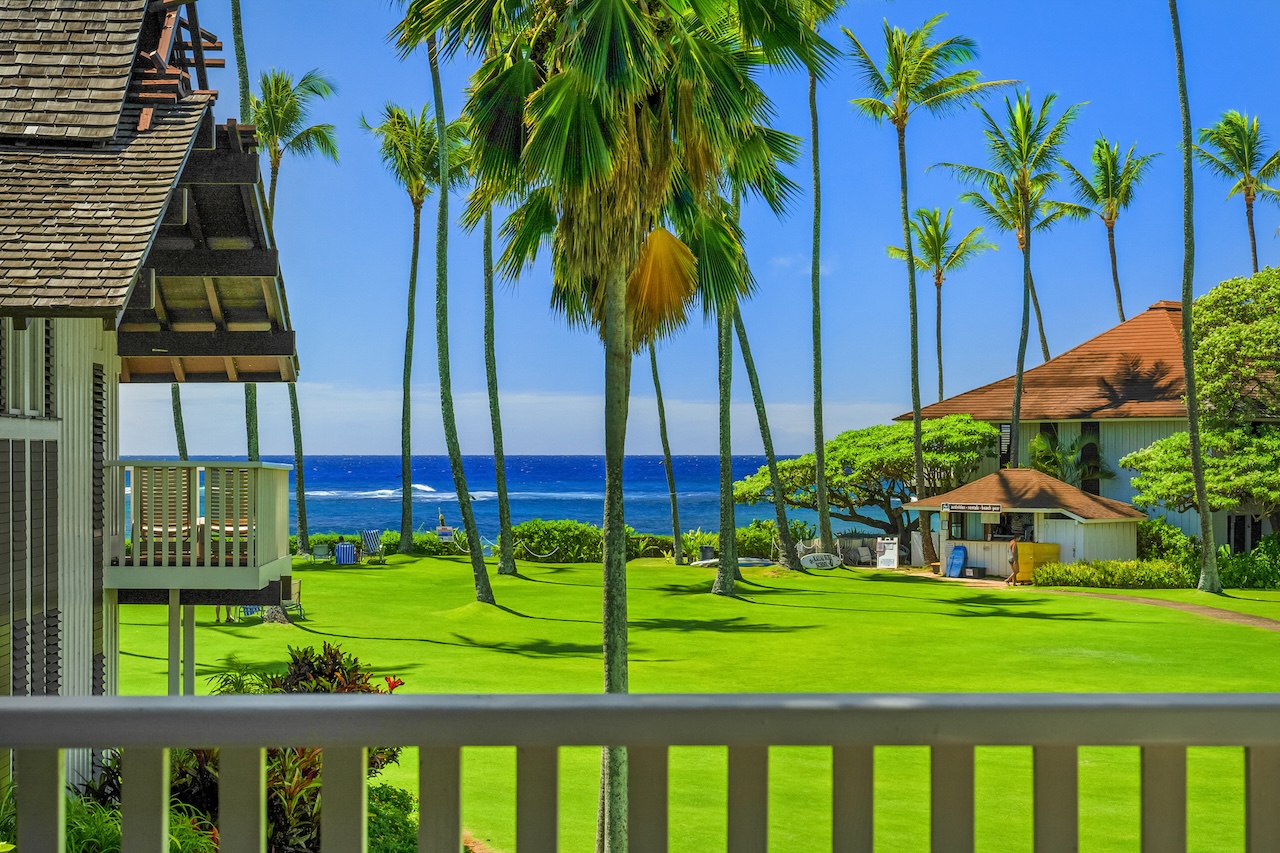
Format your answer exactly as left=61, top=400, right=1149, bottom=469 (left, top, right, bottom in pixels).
left=0, top=0, right=148, bottom=140
left=0, top=96, right=209, bottom=313
left=912, top=469, right=1147, bottom=521
left=899, top=301, right=1188, bottom=422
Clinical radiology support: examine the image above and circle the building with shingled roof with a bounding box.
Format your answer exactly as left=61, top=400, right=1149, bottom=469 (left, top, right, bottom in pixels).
left=0, top=0, right=300, bottom=784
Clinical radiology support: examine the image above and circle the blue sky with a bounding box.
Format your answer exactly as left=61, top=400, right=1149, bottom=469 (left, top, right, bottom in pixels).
left=121, top=0, right=1280, bottom=456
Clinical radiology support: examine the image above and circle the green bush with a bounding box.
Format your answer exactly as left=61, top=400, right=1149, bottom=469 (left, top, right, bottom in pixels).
left=369, top=784, right=419, bottom=852
left=0, top=791, right=217, bottom=853
left=1137, top=517, right=1199, bottom=573
left=291, top=530, right=452, bottom=557
left=1218, top=534, right=1280, bottom=589
left=681, top=519, right=817, bottom=560
left=506, top=519, right=604, bottom=562
left=1033, top=558, right=1196, bottom=589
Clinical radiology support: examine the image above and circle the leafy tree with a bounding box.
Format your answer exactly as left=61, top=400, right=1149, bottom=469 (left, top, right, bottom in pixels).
left=846, top=13, right=1009, bottom=567
left=939, top=91, right=1082, bottom=470
left=1027, top=430, right=1115, bottom=489
left=1060, top=135, right=1161, bottom=321
left=1122, top=427, right=1280, bottom=533
left=734, top=415, right=999, bottom=537
left=887, top=207, right=995, bottom=401
left=1168, top=0, right=1219, bottom=591
left=1194, top=110, right=1280, bottom=274
left=251, top=68, right=339, bottom=552
left=1191, top=268, right=1280, bottom=432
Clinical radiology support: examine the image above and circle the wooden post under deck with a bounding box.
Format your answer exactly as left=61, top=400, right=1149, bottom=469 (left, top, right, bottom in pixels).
left=167, top=589, right=180, bottom=696
left=183, top=604, right=196, bottom=695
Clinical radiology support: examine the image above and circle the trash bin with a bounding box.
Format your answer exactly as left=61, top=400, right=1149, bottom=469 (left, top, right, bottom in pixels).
left=699, top=545, right=716, bottom=562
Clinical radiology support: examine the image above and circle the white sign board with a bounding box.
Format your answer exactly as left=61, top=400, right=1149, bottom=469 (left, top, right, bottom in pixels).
left=800, top=552, right=841, bottom=570
left=436, top=526, right=454, bottom=544
left=941, top=503, right=1002, bottom=513
left=876, top=537, right=900, bottom=569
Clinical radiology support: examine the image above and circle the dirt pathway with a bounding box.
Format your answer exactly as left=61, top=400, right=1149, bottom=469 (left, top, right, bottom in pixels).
left=1053, top=590, right=1280, bottom=632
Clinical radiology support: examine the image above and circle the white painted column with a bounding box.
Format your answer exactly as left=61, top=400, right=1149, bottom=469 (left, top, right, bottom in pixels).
left=16, top=749, right=65, bottom=853
left=166, top=590, right=179, bottom=697
left=182, top=603, right=195, bottom=695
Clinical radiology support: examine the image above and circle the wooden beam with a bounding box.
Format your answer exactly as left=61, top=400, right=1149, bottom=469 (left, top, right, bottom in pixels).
left=179, top=150, right=259, bottom=185
left=184, top=0, right=209, bottom=90
left=147, top=248, right=279, bottom=278
left=227, top=118, right=243, bottom=153
left=117, top=330, right=296, bottom=358
left=224, top=357, right=238, bottom=381
left=120, top=369, right=296, bottom=384
left=152, top=282, right=170, bottom=328
left=117, top=580, right=284, bottom=606
left=204, top=278, right=225, bottom=328
left=183, top=187, right=206, bottom=246
left=171, top=358, right=186, bottom=382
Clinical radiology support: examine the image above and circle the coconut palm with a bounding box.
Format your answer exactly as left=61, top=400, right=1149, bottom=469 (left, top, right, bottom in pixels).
left=396, top=2, right=824, bottom=843
left=1168, top=0, right=1220, bottom=591
left=846, top=13, right=1010, bottom=565
left=888, top=208, right=994, bottom=402
left=250, top=68, right=339, bottom=552
left=171, top=385, right=188, bottom=460
left=938, top=91, right=1082, bottom=470
left=1194, top=110, right=1280, bottom=274
left=648, top=343, right=682, bottom=565
left=1061, top=136, right=1161, bottom=321
left=1027, top=430, right=1115, bottom=489
left=227, top=0, right=258, bottom=462
left=482, top=207, right=517, bottom=576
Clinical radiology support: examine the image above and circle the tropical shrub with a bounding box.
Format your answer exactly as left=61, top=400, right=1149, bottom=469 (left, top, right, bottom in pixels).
left=1218, top=534, right=1280, bottom=589
left=369, top=784, right=418, bottom=852
left=682, top=519, right=818, bottom=561
left=1033, top=559, right=1196, bottom=589
left=1, top=789, right=217, bottom=852
left=290, top=530, right=452, bottom=557
left=1137, top=516, right=1199, bottom=568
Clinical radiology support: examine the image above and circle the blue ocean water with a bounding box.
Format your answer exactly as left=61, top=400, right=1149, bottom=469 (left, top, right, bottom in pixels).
left=245, top=454, right=878, bottom=538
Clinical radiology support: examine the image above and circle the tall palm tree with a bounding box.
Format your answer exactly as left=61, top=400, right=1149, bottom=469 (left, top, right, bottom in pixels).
left=1061, top=135, right=1161, bottom=321
left=171, top=385, right=188, bottom=461
left=939, top=92, right=1082, bottom=469
left=648, top=343, right=682, bottom=565
left=887, top=207, right=995, bottom=401
left=1168, top=0, right=1219, bottom=591
left=714, top=299, right=738, bottom=594
left=228, top=0, right=258, bottom=462
left=482, top=208, right=517, bottom=576
left=847, top=13, right=1010, bottom=565
left=1194, top=110, right=1280, bottom=274
left=250, top=68, right=339, bottom=553
left=397, top=3, right=824, bottom=844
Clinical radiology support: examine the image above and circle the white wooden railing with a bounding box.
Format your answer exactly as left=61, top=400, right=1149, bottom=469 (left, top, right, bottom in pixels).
left=109, top=460, right=291, bottom=583
left=4, top=693, right=1280, bottom=852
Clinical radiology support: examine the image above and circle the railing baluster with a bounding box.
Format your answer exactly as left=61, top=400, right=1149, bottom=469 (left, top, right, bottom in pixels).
left=1246, top=746, right=1280, bottom=851
left=246, top=467, right=256, bottom=567
left=931, top=745, right=974, bottom=853
left=1034, top=746, right=1077, bottom=852
left=628, top=745, right=668, bottom=853
left=166, top=590, right=179, bottom=697
left=121, top=747, right=169, bottom=853
left=161, top=466, right=171, bottom=566
left=419, top=746, right=461, bottom=853
left=728, top=745, right=768, bottom=853
left=517, top=746, right=559, bottom=853
left=181, top=603, right=195, bottom=695
left=15, top=748, right=65, bottom=853
left=201, top=466, right=211, bottom=568
left=832, top=745, right=873, bottom=853
left=1141, top=745, right=1186, bottom=852
left=220, top=747, right=266, bottom=852
left=321, top=746, right=368, bottom=852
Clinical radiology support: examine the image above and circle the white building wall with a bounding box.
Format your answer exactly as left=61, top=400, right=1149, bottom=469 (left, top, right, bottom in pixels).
left=1080, top=523, right=1140, bottom=562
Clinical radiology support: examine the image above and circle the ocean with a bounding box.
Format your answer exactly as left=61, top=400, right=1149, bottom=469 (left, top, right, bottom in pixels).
left=238, top=454, right=877, bottom=538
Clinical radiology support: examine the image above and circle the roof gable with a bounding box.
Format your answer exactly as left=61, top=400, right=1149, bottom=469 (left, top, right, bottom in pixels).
left=900, top=302, right=1187, bottom=422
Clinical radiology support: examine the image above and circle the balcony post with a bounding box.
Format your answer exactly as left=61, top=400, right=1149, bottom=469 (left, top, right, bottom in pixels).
left=1141, top=746, right=1186, bottom=852
left=320, top=746, right=367, bottom=852
left=15, top=748, right=65, bottom=853
left=727, top=745, right=768, bottom=853
left=516, top=746, right=558, bottom=853
left=220, top=747, right=267, bottom=852
left=931, top=745, right=974, bottom=853
left=832, top=745, right=873, bottom=853
left=419, top=747, right=462, bottom=853
left=1033, top=746, right=1078, bottom=853
left=627, top=745, right=669, bottom=853
left=182, top=604, right=195, bottom=695
left=121, top=747, right=170, bottom=853
left=166, top=590, right=179, bottom=696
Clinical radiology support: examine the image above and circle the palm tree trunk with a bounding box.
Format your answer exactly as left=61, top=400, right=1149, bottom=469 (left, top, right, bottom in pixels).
left=171, top=384, right=188, bottom=461
left=288, top=384, right=308, bottom=551
left=809, top=72, right=835, bottom=555
left=1029, top=271, right=1050, bottom=362
left=269, top=161, right=280, bottom=221
left=935, top=275, right=944, bottom=402
left=244, top=386, right=259, bottom=461
left=649, top=343, right=683, bottom=566
left=600, top=268, right=630, bottom=853
left=1247, top=197, right=1260, bottom=275
left=483, top=209, right=516, bottom=576
left=734, top=311, right=799, bottom=570
left=427, top=35, right=494, bottom=604
left=229, top=0, right=258, bottom=464
left=400, top=204, right=422, bottom=554
left=1106, top=222, right=1126, bottom=322
left=1011, top=218, right=1034, bottom=470
left=896, top=125, right=937, bottom=567
left=713, top=307, right=738, bottom=595
left=1168, top=0, right=1219, bottom=591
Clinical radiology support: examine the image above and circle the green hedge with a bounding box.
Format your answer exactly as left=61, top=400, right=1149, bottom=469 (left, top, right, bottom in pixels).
left=681, top=518, right=816, bottom=560
left=502, top=519, right=673, bottom=563
left=1218, top=534, right=1280, bottom=589
left=291, top=531, right=452, bottom=557
left=1033, top=558, right=1196, bottom=589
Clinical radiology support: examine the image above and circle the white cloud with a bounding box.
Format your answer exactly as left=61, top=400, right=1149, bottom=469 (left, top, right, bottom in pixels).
left=121, top=383, right=903, bottom=457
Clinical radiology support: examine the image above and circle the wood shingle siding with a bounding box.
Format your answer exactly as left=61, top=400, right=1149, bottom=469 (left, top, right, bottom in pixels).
left=0, top=0, right=147, bottom=140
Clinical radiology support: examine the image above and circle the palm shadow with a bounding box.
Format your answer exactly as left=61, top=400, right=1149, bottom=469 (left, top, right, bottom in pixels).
left=629, top=616, right=817, bottom=633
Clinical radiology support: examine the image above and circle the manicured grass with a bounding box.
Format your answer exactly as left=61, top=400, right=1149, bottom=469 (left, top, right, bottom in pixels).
left=119, top=557, right=1280, bottom=851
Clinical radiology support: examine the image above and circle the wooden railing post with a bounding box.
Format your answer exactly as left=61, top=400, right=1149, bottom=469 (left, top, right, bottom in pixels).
left=1034, top=746, right=1077, bottom=853
left=727, top=745, right=768, bottom=853
left=121, top=747, right=169, bottom=853
left=516, top=746, right=558, bottom=853
left=931, top=745, right=974, bottom=853
left=832, top=745, right=873, bottom=853
left=1141, top=746, right=1186, bottom=853
left=627, top=745, right=669, bottom=853
left=1246, top=746, right=1280, bottom=852
left=419, top=747, right=462, bottom=853
left=321, top=746, right=368, bottom=852
left=219, top=747, right=266, bottom=852
left=15, top=748, right=65, bottom=853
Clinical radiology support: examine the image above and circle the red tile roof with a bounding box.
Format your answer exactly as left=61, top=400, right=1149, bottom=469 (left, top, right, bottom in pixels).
left=912, top=469, right=1147, bottom=521
left=898, top=301, right=1187, bottom=422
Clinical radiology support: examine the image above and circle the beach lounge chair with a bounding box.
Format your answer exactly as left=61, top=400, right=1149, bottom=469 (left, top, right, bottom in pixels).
left=856, top=546, right=876, bottom=567
left=238, top=604, right=262, bottom=622
left=361, top=529, right=385, bottom=564
left=282, top=579, right=304, bottom=619
left=312, top=543, right=333, bottom=562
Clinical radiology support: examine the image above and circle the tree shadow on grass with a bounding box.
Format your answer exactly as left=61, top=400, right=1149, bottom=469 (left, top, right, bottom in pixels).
left=629, top=616, right=817, bottom=633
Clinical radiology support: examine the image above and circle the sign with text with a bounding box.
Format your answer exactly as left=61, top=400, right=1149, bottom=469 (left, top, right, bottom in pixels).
left=941, top=503, right=1002, bottom=513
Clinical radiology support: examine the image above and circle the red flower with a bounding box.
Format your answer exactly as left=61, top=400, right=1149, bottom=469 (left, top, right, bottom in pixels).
left=384, top=676, right=404, bottom=693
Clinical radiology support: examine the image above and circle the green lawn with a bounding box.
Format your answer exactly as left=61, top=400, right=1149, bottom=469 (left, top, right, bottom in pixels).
left=119, top=557, right=1280, bottom=851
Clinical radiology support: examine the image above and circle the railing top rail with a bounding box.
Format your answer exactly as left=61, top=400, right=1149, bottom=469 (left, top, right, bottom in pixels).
left=110, top=459, right=293, bottom=471
left=4, top=693, right=1280, bottom=749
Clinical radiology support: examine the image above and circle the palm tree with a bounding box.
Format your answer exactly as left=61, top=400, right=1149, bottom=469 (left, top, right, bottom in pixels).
left=482, top=207, right=517, bottom=576
left=1168, top=0, right=1220, bottom=591
left=1061, top=135, right=1161, bottom=321
left=887, top=207, right=995, bottom=401
left=1194, top=110, right=1280, bottom=274
left=648, top=343, right=682, bottom=565
left=228, top=0, right=258, bottom=462
left=171, top=385, right=188, bottom=461
left=714, top=299, right=738, bottom=594
left=250, top=68, right=339, bottom=553
left=939, top=92, right=1082, bottom=470
left=847, top=13, right=1010, bottom=565
left=396, top=3, right=824, bottom=844
left=1027, top=431, right=1115, bottom=489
